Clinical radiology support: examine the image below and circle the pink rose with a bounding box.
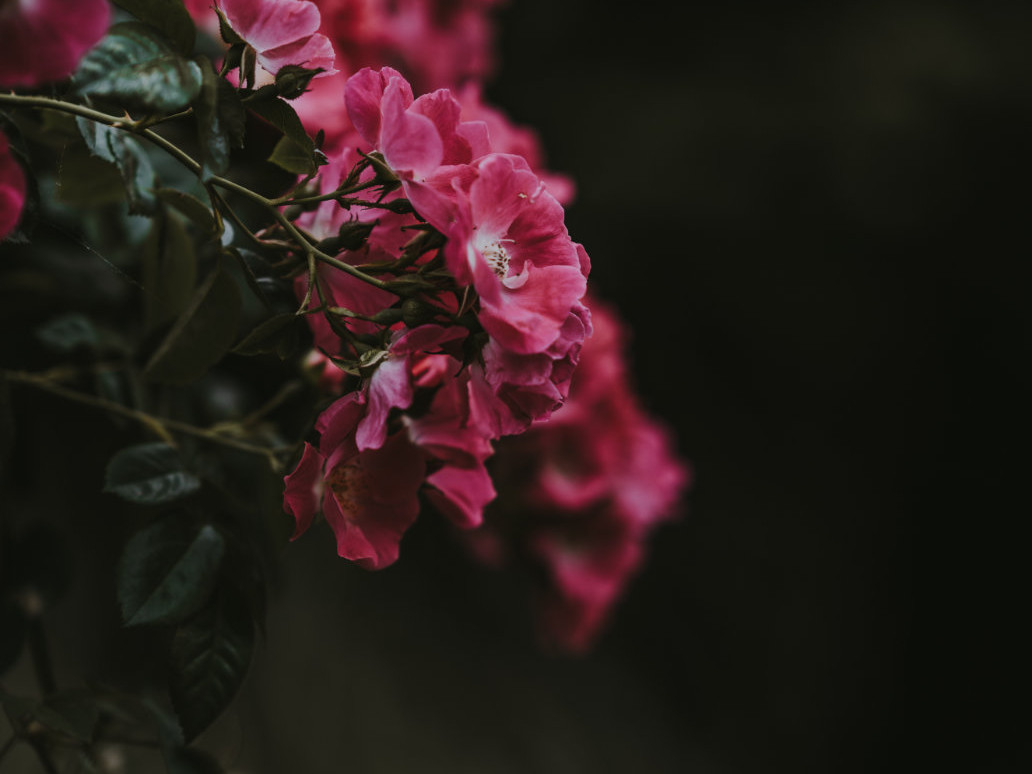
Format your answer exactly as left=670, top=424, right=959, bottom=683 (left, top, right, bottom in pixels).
left=219, top=0, right=336, bottom=76
left=0, top=0, right=110, bottom=87
left=474, top=301, right=691, bottom=651
left=0, top=131, right=26, bottom=240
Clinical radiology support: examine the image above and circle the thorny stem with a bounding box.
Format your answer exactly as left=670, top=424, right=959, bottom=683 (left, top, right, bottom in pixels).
left=3, top=369, right=290, bottom=470
left=0, top=92, right=391, bottom=292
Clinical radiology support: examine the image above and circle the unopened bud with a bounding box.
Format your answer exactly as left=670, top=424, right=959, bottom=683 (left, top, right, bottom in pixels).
left=317, top=220, right=376, bottom=255
left=275, top=65, right=324, bottom=100
left=371, top=307, right=405, bottom=326
left=401, top=298, right=434, bottom=327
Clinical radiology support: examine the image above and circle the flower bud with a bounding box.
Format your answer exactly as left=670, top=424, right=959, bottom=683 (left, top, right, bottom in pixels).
left=401, top=298, right=435, bottom=328
left=275, top=65, right=325, bottom=100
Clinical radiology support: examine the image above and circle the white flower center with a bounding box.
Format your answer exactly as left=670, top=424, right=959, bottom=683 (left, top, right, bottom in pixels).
left=482, top=239, right=514, bottom=278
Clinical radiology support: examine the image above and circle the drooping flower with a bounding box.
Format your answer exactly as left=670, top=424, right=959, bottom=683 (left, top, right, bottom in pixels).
left=219, top=0, right=336, bottom=77
left=472, top=300, right=691, bottom=651
left=0, top=131, right=26, bottom=240
left=0, top=0, right=110, bottom=88
left=284, top=334, right=498, bottom=566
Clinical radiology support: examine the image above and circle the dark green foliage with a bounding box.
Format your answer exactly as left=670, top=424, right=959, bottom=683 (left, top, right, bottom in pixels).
left=104, top=442, right=201, bottom=505
left=195, top=60, right=232, bottom=180
left=142, top=213, right=199, bottom=332
left=74, top=22, right=203, bottom=112
left=247, top=98, right=318, bottom=175
left=34, top=692, right=100, bottom=743
left=118, top=519, right=225, bottom=627
left=36, top=313, right=100, bottom=353
left=155, top=188, right=217, bottom=234
left=76, top=115, right=158, bottom=214
left=144, top=263, right=242, bottom=384
left=169, top=585, right=254, bottom=742
left=232, top=312, right=301, bottom=358
left=111, top=0, right=197, bottom=56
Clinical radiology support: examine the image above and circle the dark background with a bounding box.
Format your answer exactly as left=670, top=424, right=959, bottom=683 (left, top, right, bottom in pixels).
left=486, top=0, right=1026, bottom=771
left=3, top=1, right=1027, bottom=772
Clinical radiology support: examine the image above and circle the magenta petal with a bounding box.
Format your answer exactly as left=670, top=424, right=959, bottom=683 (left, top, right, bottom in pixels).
left=356, top=357, right=412, bottom=451
left=0, top=133, right=26, bottom=240
left=480, top=264, right=588, bottom=354
left=0, top=0, right=110, bottom=87
left=221, top=0, right=320, bottom=54
left=344, top=67, right=390, bottom=146
left=322, top=433, right=426, bottom=570
left=259, top=32, right=337, bottom=75
left=390, top=324, right=467, bottom=356
left=425, top=463, right=496, bottom=529
left=381, top=78, right=444, bottom=178
left=282, top=442, right=325, bottom=540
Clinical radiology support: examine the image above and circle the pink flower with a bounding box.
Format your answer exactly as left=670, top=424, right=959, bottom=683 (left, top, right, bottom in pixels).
left=285, top=322, right=501, bottom=565
left=284, top=429, right=426, bottom=569
left=0, top=0, right=110, bottom=88
left=456, top=85, right=575, bottom=206
left=345, top=66, right=485, bottom=182
left=0, top=131, right=26, bottom=240
left=219, top=0, right=336, bottom=76
left=315, top=0, right=504, bottom=92
left=472, top=301, right=691, bottom=651
left=442, top=153, right=587, bottom=356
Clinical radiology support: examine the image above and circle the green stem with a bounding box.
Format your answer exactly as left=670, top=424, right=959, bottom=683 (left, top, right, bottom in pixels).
left=4, top=370, right=288, bottom=468
left=0, top=92, right=390, bottom=293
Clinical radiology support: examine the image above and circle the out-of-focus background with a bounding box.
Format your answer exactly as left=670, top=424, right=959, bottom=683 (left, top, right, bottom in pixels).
left=3, top=0, right=1027, bottom=771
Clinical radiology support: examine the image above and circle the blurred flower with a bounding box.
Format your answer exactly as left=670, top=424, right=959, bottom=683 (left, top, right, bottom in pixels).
left=0, top=0, right=110, bottom=87
left=475, top=300, right=691, bottom=651
left=0, top=131, right=26, bottom=240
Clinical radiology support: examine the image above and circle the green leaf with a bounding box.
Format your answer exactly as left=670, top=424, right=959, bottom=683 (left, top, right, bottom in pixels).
left=35, top=692, right=99, bottom=743
left=155, top=189, right=216, bottom=233
left=118, top=520, right=225, bottom=627
left=104, top=442, right=201, bottom=505
left=195, top=60, right=231, bottom=180
left=248, top=98, right=315, bottom=173
left=217, top=78, right=247, bottom=149
left=56, top=144, right=127, bottom=206
left=74, top=22, right=203, bottom=112
left=36, top=313, right=100, bottom=353
left=76, top=118, right=159, bottom=214
left=267, top=135, right=316, bottom=175
left=141, top=213, right=198, bottom=333
left=232, top=313, right=300, bottom=358
left=144, top=263, right=242, bottom=384
left=111, top=0, right=197, bottom=56
left=169, top=585, right=254, bottom=742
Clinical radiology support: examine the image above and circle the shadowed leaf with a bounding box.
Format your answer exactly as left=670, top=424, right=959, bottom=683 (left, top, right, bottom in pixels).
left=104, top=442, right=201, bottom=505
left=118, top=520, right=225, bottom=627
left=74, top=22, right=203, bottom=112
left=144, top=263, right=241, bottom=384
left=170, top=585, right=254, bottom=742
left=112, top=0, right=197, bottom=56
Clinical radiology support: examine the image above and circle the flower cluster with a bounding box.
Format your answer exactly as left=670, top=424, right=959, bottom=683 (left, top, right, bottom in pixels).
left=0, top=0, right=690, bottom=654
left=283, top=65, right=591, bottom=568
left=472, top=301, right=691, bottom=651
